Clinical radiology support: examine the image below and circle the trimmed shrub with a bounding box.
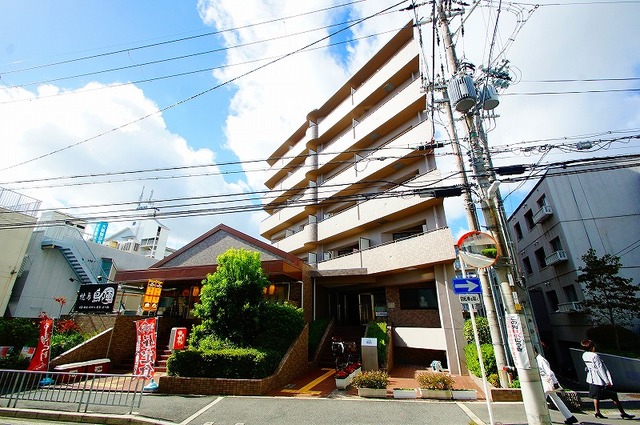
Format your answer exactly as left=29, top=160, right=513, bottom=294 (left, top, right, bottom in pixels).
left=365, top=322, right=389, bottom=367
left=166, top=347, right=280, bottom=379
left=416, top=371, right=454, bottom=390
left=255, top=302, right=304, bottom=355
left=308, top=318, right=329, bottom=358
left=0, top=318, right=38, bottom=349
left=51, top=332, right=85, bottom=358
left=462, top=317, right=491, bottom=345
left=0, top=354, right=30, bottom=370
left=464, top=343, right=497, bottom=378
left=509, top=379, right=521, bottom=388
left=351, top=370, right=389, bottom=389
left=487, top=373, right=501, bottom=388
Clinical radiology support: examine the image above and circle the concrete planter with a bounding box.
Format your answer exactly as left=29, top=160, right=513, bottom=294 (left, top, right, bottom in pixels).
left=357, top=388, right=388, bottom=398
left=420, top=388, right=452, bottom=400
left=452, top=389, right=477, bottom=400
left=393, top=388, right=418, bottom=399
left=335, top=367, right=360, bottom=389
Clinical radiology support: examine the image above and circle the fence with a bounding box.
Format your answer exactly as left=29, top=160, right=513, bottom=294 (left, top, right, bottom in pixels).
left=0, top=369, right=145, bottom=413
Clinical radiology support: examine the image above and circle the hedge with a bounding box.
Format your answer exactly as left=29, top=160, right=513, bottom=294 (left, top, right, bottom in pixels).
left=464, top=343, right=497, bottom=378
left=166, top=347, right=280, bottom=379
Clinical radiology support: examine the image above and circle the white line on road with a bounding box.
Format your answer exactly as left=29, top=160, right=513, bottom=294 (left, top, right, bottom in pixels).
left=455, top=401, right=486, bottom=425
left=180, top=396, right=224, bottom=425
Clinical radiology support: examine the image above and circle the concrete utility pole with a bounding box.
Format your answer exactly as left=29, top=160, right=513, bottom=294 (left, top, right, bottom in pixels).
left=435, top=3, right=551, bottom=424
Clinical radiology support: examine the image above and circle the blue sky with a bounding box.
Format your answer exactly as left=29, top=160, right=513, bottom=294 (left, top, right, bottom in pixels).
left=1, top=0, right=639, bottom=249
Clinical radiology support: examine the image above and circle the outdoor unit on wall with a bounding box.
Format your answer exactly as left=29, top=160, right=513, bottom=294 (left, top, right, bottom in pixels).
left=545, top=249, right=568, bottom=266
left=308, top=252, right=318, bottom=264
left=285, top=229, right=294, bottom=237
left=323, top=252, right=333, bottom=261
left=557, top=301, right=583, bottom=313
left=533, top=205, right=553, bottom=224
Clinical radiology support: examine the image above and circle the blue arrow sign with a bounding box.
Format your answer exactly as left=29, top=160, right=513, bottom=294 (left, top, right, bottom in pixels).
left=452, top=277, right=482, bottom=295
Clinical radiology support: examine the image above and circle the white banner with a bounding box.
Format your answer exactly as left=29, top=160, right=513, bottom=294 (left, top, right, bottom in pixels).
left=506, top=313, right=530, bottom=369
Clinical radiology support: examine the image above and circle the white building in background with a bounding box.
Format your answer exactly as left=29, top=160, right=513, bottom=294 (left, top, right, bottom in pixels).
left=105, top=218, right=171, bottom=260
left=508, top=158, right=640, bottom=372
left=6, top=212, right=157, bottom=318
left=0, top=188, right=41, bottom=315
left=260, top=23, right=466, bottom=372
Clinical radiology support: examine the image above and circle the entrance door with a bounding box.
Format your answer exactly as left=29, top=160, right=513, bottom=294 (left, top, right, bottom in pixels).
left=359, top=293, right=374, bottom=325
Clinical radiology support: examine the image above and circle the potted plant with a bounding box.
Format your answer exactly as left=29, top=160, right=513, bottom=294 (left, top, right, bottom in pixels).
left=334, top=362, right=361, bottom=389
left=416, top=371, right=454, bottom=400
left=352, top=370, right=389, bottom=398
left=393, top=387, right=418, bottom=399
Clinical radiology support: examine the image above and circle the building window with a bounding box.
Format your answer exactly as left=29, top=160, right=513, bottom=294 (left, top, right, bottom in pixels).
left=399, top=285, right=438, bottom=309
left=514, top=222, right=523, bottom=240
left=562, top=284, right=579, bottom=302
left=522, top=256, right=533, bottom=275
left=534, top=247, right=546, bottom=268
left=536, top=194, right=547, bottom=209
left=550, top=237, right=563, bottom=252
left=524, top=210, right=535, bottom=230
left=546, top=290, right=559, bottom=312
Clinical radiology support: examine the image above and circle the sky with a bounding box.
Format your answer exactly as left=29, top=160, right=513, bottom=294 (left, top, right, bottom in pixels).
left=1, top=0, right=639, bottom=249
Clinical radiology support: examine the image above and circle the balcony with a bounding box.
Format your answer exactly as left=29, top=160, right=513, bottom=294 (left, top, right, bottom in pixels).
left=264, top=141, right=308, bottom=189
left=545, top=249, right=568, bottom=266
left=557, top=301, right=583, bottom=313
left=317, top=42, right=418, bottom=138
left=271, top=222, right=317, bottom=255
left=533, top=205, right=553, bottom=224
left=316, top=227, right=455, bottom=275
left=260, top=186, right=317, bottom=237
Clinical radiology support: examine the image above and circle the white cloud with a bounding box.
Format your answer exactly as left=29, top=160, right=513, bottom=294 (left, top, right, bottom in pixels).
left=0, top=82, right=249, bottom=248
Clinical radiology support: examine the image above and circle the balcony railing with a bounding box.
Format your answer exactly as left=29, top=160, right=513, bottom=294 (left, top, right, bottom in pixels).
left=533, top=205, right=553, bottom=224
left=545, top=249, right=568, bottom=266
left=557, top=301, right=583, bottom=313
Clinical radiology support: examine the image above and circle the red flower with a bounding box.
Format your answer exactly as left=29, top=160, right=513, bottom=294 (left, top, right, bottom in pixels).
left=335, top=370, right=348, bottom=379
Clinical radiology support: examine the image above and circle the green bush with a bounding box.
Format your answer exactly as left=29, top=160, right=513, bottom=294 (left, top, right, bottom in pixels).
left=0, top=318, right=38, bottom=348
left=255, top=302, right=304, bottom=355
left=365, top=322, right=389, bottom=367
left=166, top=347, right=280, bottom=379
left=509, top=379, right=521, bottom=388
left=487, top=373, right=501, bottom=388
left=50, top=332, right=85, bottom=358
left=464, top=343, right=497, bottom=378
left=586, top=325, right=640, bottom=355
left=462, top=317, right=491, bottom=345
left=416, top=371, right=454, bottom=390
left=308, top=318, right=329, bottom=358
left=351, top=370, right=389, bottom=389
left=0, top=353, right=30, bottom=370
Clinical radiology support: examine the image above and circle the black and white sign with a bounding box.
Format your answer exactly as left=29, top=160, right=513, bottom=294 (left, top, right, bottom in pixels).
left=459, top=294, right=481, bottom=304
left=73, top=283, right=117, bottom=313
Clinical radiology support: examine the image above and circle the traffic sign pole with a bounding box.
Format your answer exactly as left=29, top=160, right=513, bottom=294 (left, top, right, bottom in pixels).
left=470, top=302, right=495, bottom=425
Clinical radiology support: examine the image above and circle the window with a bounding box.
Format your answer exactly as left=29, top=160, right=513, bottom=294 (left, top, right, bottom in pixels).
left=546, top=290, right=559, bottom=312
left=534, top=247, right=546, bottom=268
left=536, top=194, right=547, bottom=209
left=522, top=256, right=533, bottom=275
left=550, top=237, right=563, bottom=252
left=399, top=285, right=438, bottom=309
left=524, top=210, right=535, bottom=230
left=513, top=222, right=523, bottom=240
left=562, top=284, right=579, bottom=302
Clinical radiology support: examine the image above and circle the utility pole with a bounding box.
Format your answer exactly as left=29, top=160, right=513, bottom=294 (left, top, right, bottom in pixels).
left=435, top=2, right=551, bottom=424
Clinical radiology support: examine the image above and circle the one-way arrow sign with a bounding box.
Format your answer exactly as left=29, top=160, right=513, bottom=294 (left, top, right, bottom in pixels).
left=452, top=277, right=482, bottom=295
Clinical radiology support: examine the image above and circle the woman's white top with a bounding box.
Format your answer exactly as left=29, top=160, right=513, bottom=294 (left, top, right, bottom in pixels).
left=582, top=351, right=612, bottom=386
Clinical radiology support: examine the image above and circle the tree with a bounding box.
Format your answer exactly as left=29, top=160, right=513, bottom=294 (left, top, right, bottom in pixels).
left=193, top=248, right=269, bottom=347
left=576, top=248, right=640, bottom=350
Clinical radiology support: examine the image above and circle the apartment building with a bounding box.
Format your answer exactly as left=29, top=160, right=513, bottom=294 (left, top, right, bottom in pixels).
left=260, top=23, right=466, bottom=372
left=0, top=188, right=40, bottom=315
left=508, top=158, right=640, bottom=372
left=105, top=218, right=171, bottom=260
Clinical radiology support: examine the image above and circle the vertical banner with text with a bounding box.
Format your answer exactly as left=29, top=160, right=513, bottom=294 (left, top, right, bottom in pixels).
left=28, top=317, right=54, bottom=371
left=505, top=313, right=531, bottom=369
left=134, top=317, right=157, bottom=378
left=142, top=280, right=163, bottom=313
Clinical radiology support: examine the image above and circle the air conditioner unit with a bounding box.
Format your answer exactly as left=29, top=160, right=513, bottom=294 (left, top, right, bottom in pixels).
left=557, top=301, right=583, bottom=313
left=285, top=229, right=294, bottom=237
left=422, top=225, right=429, bottom=233
left=545, top=249, right=568, bottom=266
left=533, top=205, right=553, bottom=224
left=323, top=252, right=333, bottom=261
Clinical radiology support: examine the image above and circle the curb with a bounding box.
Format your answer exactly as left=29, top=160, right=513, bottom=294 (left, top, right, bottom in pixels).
left=0, top=407, right=177, bottom=425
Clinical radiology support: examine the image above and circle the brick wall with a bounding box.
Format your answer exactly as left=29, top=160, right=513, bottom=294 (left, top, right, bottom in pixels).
left=386, top=287, right=441, bottom=327
left=50, top=328, right=113, bottom=368
left=158, top=325, right=309, bottom=395
left=490, top=388, right=523, bottom=402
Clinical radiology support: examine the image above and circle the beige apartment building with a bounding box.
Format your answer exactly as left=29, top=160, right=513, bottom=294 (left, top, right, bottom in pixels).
left=260, top=23, right=466, bottom=373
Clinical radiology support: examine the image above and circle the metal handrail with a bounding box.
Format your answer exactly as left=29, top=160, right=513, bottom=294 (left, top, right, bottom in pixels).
left=42, top=225, right=103, bottom=282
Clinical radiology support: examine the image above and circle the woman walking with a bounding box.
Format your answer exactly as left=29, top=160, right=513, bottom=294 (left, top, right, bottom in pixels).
left=581, top=339, right=635, bottom=420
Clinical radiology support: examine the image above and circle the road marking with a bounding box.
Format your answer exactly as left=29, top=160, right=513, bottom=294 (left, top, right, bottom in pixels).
left=280, top=368, right=335, bottom=395
left=455, top=401, right=486, bottom=425
left=181, top=396, right=224, bottom=425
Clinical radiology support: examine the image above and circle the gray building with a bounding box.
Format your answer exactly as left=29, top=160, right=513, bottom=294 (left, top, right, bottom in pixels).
left=507, top=158, right=640, bottom=372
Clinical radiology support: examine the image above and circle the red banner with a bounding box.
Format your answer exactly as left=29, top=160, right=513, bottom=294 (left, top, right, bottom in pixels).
left=134, top=317, right=157, bottom=378
left=28, top=317, right=54, bottom=371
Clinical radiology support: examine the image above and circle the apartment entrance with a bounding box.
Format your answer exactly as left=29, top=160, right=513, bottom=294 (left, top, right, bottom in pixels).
left=333, top=290, right=386, bottom=326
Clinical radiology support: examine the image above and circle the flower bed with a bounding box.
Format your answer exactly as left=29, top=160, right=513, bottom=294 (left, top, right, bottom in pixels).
left=334, top=362, right=361, bottom=390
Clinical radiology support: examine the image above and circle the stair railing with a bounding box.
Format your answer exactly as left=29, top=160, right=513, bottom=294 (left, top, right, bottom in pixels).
left=42, top=225, right=102, bottom=283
